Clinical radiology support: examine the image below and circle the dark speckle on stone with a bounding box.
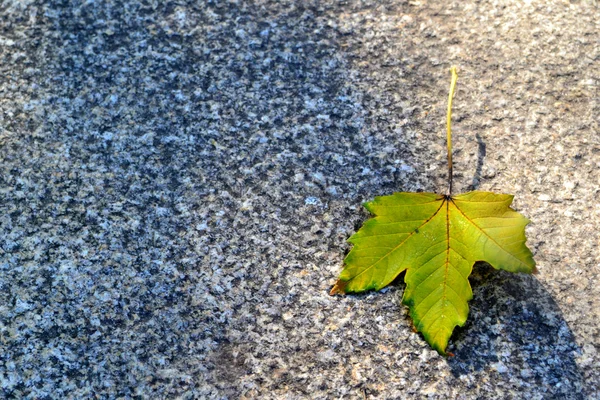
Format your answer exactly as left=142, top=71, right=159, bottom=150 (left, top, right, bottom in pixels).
left=0, top=0, right=598, bottom=398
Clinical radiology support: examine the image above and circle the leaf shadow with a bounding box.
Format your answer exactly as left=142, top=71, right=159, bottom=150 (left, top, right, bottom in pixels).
left=468, top=133, right=486, bottom=191
left=446, top=262, right=584, bottom=398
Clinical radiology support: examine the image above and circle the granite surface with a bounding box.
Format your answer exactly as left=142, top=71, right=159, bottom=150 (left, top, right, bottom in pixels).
left=0, top=0, right=598, bottom=398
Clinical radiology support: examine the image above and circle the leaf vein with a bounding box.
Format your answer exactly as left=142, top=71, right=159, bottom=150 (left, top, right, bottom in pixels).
left=345, top=199, right=446, bottom=283
left=450, top=198, right=529, bottom=267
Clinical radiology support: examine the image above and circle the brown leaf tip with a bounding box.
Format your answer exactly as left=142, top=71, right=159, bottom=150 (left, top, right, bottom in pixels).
left=329, top=280, right=348, bottom=296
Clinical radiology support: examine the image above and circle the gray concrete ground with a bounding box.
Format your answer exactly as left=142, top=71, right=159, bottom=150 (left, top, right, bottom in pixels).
left=0, top=0, right=598, bottom=398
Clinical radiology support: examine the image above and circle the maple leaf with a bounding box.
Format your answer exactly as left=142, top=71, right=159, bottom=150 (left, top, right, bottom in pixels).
left=330, top=191, right=535, bottom=354
left=330, top=67, right=536, bottom=355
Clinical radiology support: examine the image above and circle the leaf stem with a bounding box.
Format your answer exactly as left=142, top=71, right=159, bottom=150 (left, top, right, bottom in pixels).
left=446, top=66, right=458, bottom=196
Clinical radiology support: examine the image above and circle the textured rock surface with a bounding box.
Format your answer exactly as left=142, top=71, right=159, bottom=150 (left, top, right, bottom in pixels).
left=0, top=0, right=598, bottom=398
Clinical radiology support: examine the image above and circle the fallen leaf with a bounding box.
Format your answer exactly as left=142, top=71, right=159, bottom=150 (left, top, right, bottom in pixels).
left=331, top=191, right=535, bottom=354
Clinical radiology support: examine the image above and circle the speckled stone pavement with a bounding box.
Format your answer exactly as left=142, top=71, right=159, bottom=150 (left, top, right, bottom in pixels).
left=0, top=0, right=598, bottom=399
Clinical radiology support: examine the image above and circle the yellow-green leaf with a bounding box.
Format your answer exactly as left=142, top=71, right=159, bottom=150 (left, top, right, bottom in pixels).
left=331, top=190, right=535, bottom=354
